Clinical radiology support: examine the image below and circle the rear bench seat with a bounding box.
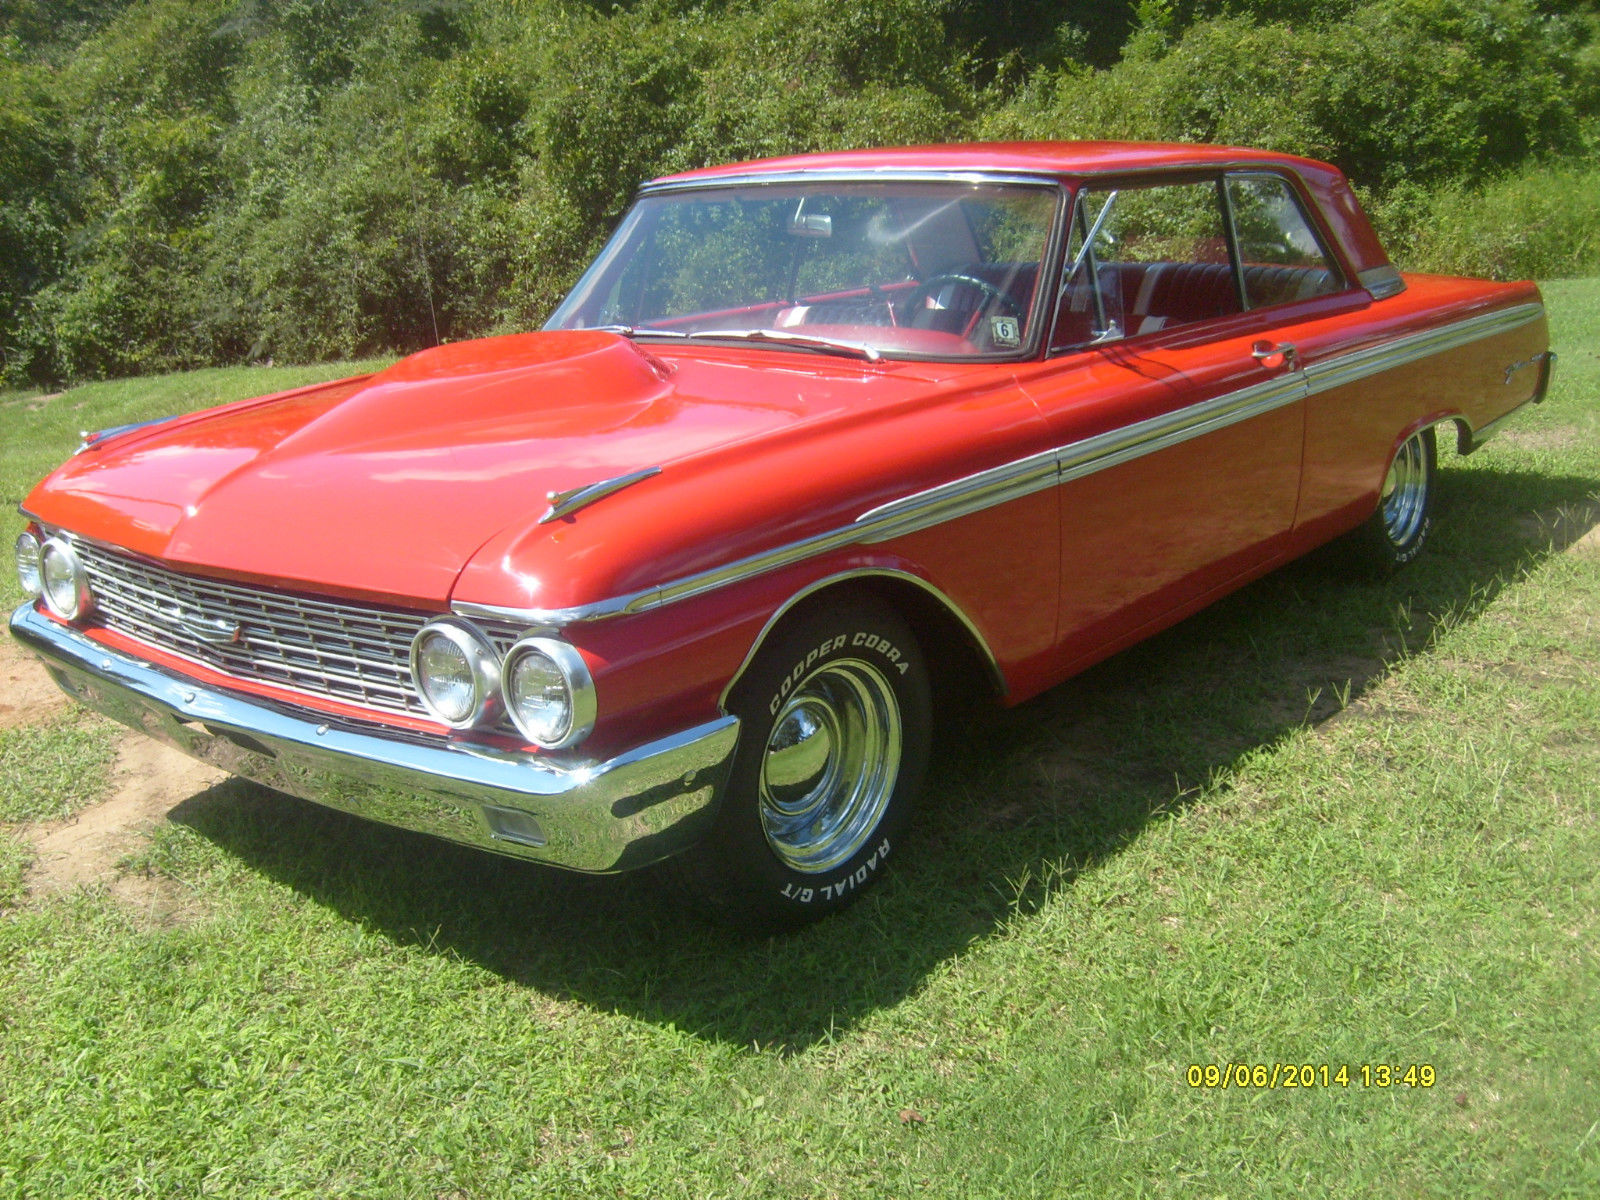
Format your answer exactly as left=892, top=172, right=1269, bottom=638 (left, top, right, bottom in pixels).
left=1055, top=261, right=1337, bottom=344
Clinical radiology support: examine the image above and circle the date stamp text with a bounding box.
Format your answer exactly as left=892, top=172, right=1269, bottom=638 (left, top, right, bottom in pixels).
left=1186, top=1063, right=1436, bottom=1089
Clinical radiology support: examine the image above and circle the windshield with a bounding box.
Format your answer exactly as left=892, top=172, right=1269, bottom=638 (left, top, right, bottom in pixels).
left=546, top=180, right=1061, bottom=360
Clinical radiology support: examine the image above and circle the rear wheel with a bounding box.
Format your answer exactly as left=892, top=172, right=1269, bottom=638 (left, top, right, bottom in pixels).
left=1351, top=426, right=1436, bottom=570
left=674, top=598, right=931, bottom=928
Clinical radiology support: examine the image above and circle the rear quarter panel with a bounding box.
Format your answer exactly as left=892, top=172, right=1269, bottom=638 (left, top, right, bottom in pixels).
left=1294, top=275, right=1547, bottom=547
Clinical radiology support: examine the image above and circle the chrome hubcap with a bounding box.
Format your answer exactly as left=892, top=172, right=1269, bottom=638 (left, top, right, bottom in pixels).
left=759, top=658, right=901, bottom=873
left=1380, top=434, right=1428, bottom=547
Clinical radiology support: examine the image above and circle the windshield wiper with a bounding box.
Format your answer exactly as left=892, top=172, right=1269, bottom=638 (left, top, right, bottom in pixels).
left=685, top=328, right=882, bottom=361
left=591, top=324, right=689, bottom=339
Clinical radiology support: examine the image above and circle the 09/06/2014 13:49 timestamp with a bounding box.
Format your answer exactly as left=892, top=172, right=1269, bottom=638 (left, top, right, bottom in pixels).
left=1188, top=1064, right=1436, bottom=1089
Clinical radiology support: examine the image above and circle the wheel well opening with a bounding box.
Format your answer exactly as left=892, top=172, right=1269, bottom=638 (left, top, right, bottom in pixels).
left=763, top=576, right=1003, bottom=724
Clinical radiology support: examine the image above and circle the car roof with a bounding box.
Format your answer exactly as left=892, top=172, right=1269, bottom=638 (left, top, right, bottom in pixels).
left=648, top=141, right=1345, bottom=187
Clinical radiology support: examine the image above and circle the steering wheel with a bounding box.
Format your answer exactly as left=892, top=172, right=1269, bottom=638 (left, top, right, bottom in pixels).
left=902, top=272, right=1020, bottom=341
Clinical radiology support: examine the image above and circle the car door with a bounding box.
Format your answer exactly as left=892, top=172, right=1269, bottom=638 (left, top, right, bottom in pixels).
left=1019, top=173, right=1343, bottom=672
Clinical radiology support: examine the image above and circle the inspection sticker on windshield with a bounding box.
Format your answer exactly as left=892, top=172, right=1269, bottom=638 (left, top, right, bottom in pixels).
left=990, top=316, right=1021, bottom=347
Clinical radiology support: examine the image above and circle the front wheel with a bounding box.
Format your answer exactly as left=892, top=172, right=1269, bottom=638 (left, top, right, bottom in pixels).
left=1351, top=426, right=1436, bottom=571
left=673, top=598, right=931, bottom=928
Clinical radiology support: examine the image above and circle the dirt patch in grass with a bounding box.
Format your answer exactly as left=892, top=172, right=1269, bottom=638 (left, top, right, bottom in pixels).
left=1515, top=497, right=1600, bottom=552
left=1567, top=523, right=1600, bottom=557
left=1494, top=426, right=1582, bottom=453
left=0, top=636, right=69, bottom=729
left=24, top=734, right=225, bottom=903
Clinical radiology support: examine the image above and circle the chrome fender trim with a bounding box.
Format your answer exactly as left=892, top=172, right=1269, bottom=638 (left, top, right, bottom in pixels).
left=716, top=568, right=1005, bottom=709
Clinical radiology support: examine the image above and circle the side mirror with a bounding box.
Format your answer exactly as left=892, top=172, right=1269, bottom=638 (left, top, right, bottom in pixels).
left=787, top=199, right=832, bottom=238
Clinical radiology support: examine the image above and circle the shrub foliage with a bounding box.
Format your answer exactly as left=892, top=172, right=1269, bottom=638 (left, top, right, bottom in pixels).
left=1, top=0, right=1596, bottom=384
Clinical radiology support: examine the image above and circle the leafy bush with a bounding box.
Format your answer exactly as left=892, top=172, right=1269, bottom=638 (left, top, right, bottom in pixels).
left=0, top=0, right=1596, bottom=385
left=1372, top=164, right=1600, bottom=280
left=985, top=0, right=1585, bottom=191
left=0, top=57, right=68, bottom=382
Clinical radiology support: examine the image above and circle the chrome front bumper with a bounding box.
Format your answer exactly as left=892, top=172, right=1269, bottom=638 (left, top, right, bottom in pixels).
left=9, top=602, right=740, bottom=873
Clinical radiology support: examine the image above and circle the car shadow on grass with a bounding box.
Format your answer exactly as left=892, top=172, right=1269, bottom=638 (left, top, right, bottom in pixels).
left=167, top=463, right=1599, bottom=1054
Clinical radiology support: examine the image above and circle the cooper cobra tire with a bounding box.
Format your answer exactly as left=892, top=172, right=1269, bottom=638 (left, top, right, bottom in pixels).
left=1350, top=425, right=1436, bottom=572
left=674, top=598, right=931, bottom=929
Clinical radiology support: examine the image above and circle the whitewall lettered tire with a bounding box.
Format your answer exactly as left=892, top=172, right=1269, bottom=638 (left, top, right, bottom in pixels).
left=674, top=597, right=931, bottom=927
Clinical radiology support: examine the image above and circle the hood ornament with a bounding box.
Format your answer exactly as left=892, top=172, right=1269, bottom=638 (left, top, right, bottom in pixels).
left=75, top=414, right=180, bottom=455
left=541, top=466, right=662, bottom=524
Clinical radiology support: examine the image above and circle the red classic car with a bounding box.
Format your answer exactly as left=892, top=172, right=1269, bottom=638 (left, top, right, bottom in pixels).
left=11, top=142, right=1553, bottom=925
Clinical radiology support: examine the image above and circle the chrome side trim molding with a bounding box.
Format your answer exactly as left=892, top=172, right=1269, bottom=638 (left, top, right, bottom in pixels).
left=452, top=598, right=625, bottom=627
left=1502, top=349, right=1555, bottom=387
left=856, top=448, right=1059, bottom=542
left=1535, top=349, right=1558, bottom=403
left=541, top=466, right=662, bottom=524
left=1303, top=303, right=1543, bottom=396
left=1056, top=372, right=1302, bottom=486
left=1465, top=351, right=1555, bottom=452
left=856, top=371, right=1304, bottom=542
left=1463, top=402, right=1530, bottom=451
left=460, top=303, right=1543, bottom=628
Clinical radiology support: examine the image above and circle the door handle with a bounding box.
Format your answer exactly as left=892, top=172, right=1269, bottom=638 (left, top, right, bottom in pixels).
left=1251, top=340, right=1297, bottom=370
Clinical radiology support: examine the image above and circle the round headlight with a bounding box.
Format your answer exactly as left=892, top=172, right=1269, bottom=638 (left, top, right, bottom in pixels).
left=39, top=537, right=93, bottom=621
left=409, top=618, right=502, bottom=729
left=502, top=636, right=596, bottom=750
left=15, top=532, right=42, bottom=598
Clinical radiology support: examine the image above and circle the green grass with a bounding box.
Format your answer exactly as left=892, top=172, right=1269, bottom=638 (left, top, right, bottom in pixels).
left=0, top=713, right=118, bottom=824
left=2, top=295, right=1599, bottom=1196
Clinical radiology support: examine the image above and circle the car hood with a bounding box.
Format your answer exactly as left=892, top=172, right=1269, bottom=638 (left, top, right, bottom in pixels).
left=24, top=331, right=958, bottom=606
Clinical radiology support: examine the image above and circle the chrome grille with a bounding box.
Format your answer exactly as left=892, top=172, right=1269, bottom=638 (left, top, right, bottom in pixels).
left=69, top=538, right=517, bottom=718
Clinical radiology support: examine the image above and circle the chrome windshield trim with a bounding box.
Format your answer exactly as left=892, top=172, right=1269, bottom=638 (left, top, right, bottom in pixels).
left=463, top=303, right=1542, bottom=628
left=640, top=169, right=1066, bottom=194
left=541, top=466, right=662, bottom=524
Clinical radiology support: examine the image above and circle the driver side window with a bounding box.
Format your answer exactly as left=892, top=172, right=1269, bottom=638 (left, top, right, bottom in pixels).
left=1052, top=173, right=1344, bottom=353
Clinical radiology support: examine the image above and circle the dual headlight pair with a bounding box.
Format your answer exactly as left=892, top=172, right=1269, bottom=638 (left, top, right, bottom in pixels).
left=16, top=530, right=592, bottom=753
left=410, top=618, right=595, bottom=751
left=16, top=532, right=93, bottom=621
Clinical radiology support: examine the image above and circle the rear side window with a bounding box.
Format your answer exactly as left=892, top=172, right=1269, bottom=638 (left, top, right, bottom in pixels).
left=1225, top=174, right=1342, bottom=309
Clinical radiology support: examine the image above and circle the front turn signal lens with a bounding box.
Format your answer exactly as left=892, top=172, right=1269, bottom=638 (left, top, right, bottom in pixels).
left=14, top=531, right=42, bottom=598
